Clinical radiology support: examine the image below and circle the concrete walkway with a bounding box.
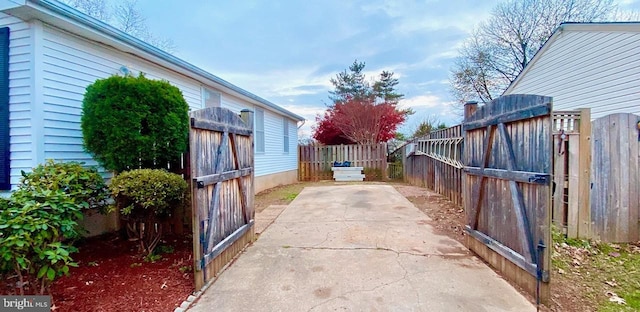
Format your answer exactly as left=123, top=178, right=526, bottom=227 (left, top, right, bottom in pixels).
left=189, top=185, right=535, bottom=312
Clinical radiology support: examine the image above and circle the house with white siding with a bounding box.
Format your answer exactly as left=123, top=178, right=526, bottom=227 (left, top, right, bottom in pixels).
left=0, top=0, right=304, bottom=195
left=504, top=22, right=640, bottom=118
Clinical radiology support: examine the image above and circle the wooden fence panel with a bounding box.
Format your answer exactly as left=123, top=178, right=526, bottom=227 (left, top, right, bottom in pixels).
left=402, top=125, right=463, bottom=205
left=590, top=113, right=640, bottom=243
left=189, top=108, right=255, bottom=289
left=298, top=143, right=388, bottom=181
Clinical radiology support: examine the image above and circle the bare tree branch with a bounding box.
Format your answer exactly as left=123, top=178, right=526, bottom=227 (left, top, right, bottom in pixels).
left=60, top=0, right=176, bottom=53
left=113, top=0, right=147, bottom=36
left=64, top=0, right=110, bottom=21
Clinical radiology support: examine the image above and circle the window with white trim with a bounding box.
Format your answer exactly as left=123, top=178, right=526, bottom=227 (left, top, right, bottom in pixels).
left=202, top=87, right=221, bottom=108
left=283, top=117, right=289, bottom=153
left=255, top=108, right=265, bottom=153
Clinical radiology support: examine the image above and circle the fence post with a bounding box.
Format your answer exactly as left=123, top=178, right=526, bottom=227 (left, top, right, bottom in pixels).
left=462, top=101, right=478, bottom=207
left=577, top=108, right=591, bottom=238
left=240, top=109, right=255, bottom=213
left=464, top=101, right=479, bottom=120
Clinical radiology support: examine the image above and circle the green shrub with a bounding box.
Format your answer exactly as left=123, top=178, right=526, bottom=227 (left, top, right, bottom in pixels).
left=19, top=160, right=110, bottom=213
left=363, top=167, right=383, bottom=181
left=109, top=169, right=187, bottom=255
left=81, top=74, right=189, bottom=173
left=0, top=160, right=107, bottom=295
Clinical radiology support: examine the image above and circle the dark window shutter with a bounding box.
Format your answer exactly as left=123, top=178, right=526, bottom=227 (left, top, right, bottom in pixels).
left=0, top=27, right=10, bottom=190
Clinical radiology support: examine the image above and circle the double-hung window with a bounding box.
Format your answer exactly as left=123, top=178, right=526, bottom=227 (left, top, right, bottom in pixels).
left=283, top=117, right=289, bottom=153
left=255, top=108, right=265, bottom=153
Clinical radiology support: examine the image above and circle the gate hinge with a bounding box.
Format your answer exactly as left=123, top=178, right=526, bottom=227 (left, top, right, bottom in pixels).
left=528, top=174, right=549, bottom=184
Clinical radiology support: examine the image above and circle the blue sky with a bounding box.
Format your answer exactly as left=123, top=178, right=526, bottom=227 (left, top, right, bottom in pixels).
left=136, top=0, right=640, bottom=138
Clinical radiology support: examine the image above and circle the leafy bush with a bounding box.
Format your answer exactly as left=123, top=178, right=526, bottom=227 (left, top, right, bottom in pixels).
left=81, top=74, right=189, bottom=173
left=19, top=160, right=110, bottom=213
left=0, top=160, right=108, bottom=295
left=109, top=169, right=187, bottom=255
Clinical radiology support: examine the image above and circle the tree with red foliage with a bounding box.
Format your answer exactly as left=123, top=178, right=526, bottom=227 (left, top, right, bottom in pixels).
left=313, top=109, right=354, bottom=145
left=313, top=60, right=411, bottom=145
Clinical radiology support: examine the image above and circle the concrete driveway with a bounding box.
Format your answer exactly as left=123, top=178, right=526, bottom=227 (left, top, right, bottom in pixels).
left=189, top=185, right=535, bottom=312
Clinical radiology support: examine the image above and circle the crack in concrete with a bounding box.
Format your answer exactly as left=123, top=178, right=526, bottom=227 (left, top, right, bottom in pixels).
left=311, top=225, right=343, bottom=248
left=284, top=245, right=451, bottom=259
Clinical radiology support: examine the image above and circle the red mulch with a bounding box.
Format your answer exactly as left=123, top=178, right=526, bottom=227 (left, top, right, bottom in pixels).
left=2, top=233, right=194, bottom=312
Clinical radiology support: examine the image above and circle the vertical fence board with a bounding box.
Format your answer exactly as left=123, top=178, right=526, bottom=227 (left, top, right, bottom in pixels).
left=577, top=109, right=592, bottom=238
left=629, top=115, right=640, bottom=242
left=567, top=135, right=580, bottom=238
left=297, top=143, right=388, bottom=181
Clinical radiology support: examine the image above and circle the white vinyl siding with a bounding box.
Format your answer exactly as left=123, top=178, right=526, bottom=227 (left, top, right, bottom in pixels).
left=221, top=96, right=299, bottom=177
left=39, top=24, right=204, bottom=168
left=221, top=93, right=249, bottom=114
left=506, top=29, right=640, bottom=119
left=253, top=108, right=297, bottom=177
left=255, top=108, right=265, bottom=153
left=1, top=12, right=31, bottom=190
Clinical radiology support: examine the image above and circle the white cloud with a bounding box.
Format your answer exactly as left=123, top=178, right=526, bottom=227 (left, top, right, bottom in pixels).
left=279, top=104, right=327, bottom=136
left=399, top=94, right=441, bottom=108
left=280, top=104, right=325, bottom=120
left=216, top=67, right=334, bottom=99
left=361, top=0, right=494, bottom=36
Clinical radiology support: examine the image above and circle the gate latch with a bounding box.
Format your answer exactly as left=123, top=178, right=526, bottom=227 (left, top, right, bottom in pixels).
left=528, top=174, right=549, bottom=184
left=196, top=180, right=205, bottom=189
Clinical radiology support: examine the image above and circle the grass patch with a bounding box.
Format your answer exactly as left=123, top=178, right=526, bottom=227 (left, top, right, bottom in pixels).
left=255, top=182, right=316, bottom=213
left=552, top=225, right=640, bottom=311
left=282, top=192, right=299, bottom=201
left=594, top=243, right=640, bottom=311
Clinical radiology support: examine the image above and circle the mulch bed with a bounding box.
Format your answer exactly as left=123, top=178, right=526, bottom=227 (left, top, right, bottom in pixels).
left=2, top=233, right=194, bottom=312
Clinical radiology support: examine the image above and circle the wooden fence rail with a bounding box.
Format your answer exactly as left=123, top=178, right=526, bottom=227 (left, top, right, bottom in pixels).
left=403, top=125, right=463, bottom=205
left=298, top=143, right=387, bottom=181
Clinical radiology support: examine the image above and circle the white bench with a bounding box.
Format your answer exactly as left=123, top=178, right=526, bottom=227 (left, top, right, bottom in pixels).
left=331, top=166, right=365, bottom=182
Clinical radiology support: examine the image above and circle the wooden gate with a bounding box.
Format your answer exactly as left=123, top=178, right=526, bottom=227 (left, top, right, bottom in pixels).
left=462, top=95, right=552, bottom=303
left=189, top=107, right=255, bottom=289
